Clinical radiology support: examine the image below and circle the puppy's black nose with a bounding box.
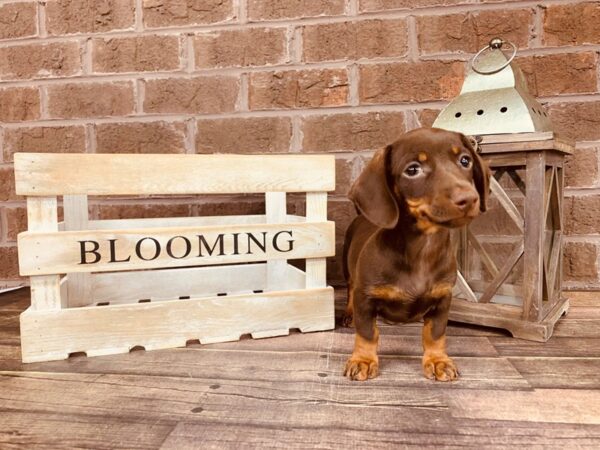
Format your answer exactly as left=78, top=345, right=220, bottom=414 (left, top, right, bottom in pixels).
left=452, top=190, right=478, bottom=211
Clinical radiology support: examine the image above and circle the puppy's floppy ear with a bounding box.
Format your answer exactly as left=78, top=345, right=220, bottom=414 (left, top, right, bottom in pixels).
left=461, top=134, right=491, bottom=213
left=349, top=144, right=399, bottom=229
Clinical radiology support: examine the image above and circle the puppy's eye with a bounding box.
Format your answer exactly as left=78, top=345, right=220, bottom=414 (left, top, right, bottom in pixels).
left=459, top=154, right=472, bottom=168
left=403, top=163, right=423, bottom=178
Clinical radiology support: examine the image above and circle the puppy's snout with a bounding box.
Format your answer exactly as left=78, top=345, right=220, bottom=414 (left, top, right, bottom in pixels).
left=452, top=189, right=478, bottom=211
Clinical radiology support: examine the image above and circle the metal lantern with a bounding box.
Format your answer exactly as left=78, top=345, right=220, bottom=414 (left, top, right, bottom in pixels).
left=433, top=38, right=553, bottom=135
left=434, top=39, right=572, bottom=342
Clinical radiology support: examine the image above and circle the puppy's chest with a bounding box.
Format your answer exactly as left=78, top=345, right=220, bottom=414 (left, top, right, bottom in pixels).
left=370, top=280, right=452, bottom=323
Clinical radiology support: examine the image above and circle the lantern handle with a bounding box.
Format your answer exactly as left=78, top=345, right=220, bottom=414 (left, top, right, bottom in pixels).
left=471, top=38, right=517, bottom=75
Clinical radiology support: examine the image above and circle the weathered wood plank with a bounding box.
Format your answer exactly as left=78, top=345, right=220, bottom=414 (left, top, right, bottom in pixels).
left=18, top=221, right=335, bottom=276
left=0, top=411, right=175, bottom=450
left=508, top=358, right=600, bottom=389
left=14, top=153, right=336, bottom=195
left=448, top=388, right=600, bottom=424
left=490, top=337, right=600, bottom=358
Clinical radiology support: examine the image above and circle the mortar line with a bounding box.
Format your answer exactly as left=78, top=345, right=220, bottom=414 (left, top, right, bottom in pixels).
left=185, top=33, right=195, bottom=73
left=37, top=0, right=47, bottom=38
left=406, top=15, right=419, bottom=62
left=39, top=85, right=48, bottom=119
left=85, top=123, right=96, bottom=153
left=185, top=119, right=196, bottom=154
left=530, top=4, right=544, bottom=48
left=135, top=0, right=144, bottom=31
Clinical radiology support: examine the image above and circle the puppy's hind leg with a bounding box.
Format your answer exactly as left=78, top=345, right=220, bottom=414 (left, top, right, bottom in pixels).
left=341, top=281, right=355, bottom=328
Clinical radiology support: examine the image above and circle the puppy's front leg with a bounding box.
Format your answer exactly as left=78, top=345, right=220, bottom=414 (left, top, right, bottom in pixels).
left=422, top=296, right=458, bottom=382
left=344, top=292, right=379, bottom=381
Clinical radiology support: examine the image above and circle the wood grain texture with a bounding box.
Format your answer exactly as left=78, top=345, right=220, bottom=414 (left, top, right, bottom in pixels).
left=14, top=153, right=336, bottom=195
left=18, top=221, right=335, bottom=275
left=1, top=287, right=599, bottom=448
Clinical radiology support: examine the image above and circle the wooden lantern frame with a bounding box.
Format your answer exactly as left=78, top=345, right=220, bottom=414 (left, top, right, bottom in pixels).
left=15, top=153, right=336, bottom=363
left=450, top=132, right=573, bottom=341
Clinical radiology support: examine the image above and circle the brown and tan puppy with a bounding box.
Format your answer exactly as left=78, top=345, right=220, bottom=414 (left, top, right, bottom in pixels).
left=342, top=127, right=490, bottom=381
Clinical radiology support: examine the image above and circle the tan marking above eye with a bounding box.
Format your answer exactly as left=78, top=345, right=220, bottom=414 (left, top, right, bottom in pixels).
left=451, top=146, right=461, bottom=155
left=418, top=152, right=428, bottom=162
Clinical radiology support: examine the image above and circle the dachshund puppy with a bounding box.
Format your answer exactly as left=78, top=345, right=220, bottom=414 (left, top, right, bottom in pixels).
left=342, top=127, right=490, bottom=381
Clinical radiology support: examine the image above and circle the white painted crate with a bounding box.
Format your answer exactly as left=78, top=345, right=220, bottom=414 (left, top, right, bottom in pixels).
left=15, top=153, right=336, bottom=363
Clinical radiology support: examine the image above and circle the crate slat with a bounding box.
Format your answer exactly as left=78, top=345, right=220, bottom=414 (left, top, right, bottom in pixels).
left=14, top=153, right=335, bottom=196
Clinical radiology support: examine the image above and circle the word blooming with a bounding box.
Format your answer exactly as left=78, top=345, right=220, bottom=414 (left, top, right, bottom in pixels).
left=78, top=230, right=295, bottom=265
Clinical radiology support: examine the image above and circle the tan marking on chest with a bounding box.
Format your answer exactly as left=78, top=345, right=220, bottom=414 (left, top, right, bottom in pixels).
left=427, top=283, right=453, bottom=299
left=369, top=285, right=411, bottom=301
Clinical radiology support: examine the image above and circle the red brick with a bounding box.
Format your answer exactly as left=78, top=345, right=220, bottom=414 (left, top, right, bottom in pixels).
left=92, top=36, right=180, bottom=73
left=518, top=52, right=598, bottom=97
left=248, top=0, right=345, bottom=21
left=544, top=2, right=600, bottom=46
left=5, top=207, right=26, bottom=242
left=47, top=82, right=134, bottom=119
left=95, top=202, right=191, bottom=220
left=0, top=87, right=40, bottom=123
left=144, top=77, right=239, bottom=114
left=96, top=121, right=187, bottom=154
left=564, top=242, right=598, bottom=282
left=564, top=195, right=600, bottom=235
left=417, top=9, right=533, bottom=54
left=193, top=198, right=265, bottom=217
left=0, top=42, right=80, bottom=81
left=548, top=102, right=600, bottom=141
left=565, top=147, right=598, bottom=188
left=142, top=0, right=234, bottom=28
left=334, top=157, right=359, bottom=196
left=0, top=2, right=37, bottom=39
left=302, top=111, right=405, bottom=152
left=302, top=19, right=408, bottom=63
left=0, top=246, right=20, bottom=280
left=46, top=0, right=135, bottom=35
left=417, top=109, right=442, bottom=128
left=360, top=0, right=469, bottom=12
left=194, top=28, right=286, bottom=69
left=359, top=60, right=464, bottom=104
left=0, top=166, right=17, bottom=201
left=3, top=126, right=86, bottom=162
left=249, top=69, right=349, bottom=110
left=196, top=117, right=291, bottom=153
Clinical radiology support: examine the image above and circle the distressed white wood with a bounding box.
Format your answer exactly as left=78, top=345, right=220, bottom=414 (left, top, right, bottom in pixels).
left=18, top=221, right=335, bottom=276
left=14, top=153, right=335, bottom=195
left=20, top=287, right=335, bottom=363
left=305, top=192, right=328, bottom=288
left=88, top=214, right=305, bottom=230
left=265, top=192, right=289, bottom=291
left=63, top=195, right=91, bottom=308
left=17, top=152, right=335, bottom=363
left=454, top=271, right=479, bottom=303
left=26, top=197, right=61, bottom=311
left=92, top=263, right=306, bottom=305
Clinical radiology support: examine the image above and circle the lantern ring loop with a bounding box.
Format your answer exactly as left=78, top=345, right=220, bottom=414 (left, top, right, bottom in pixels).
left=471, top=39, right=517, bottom=75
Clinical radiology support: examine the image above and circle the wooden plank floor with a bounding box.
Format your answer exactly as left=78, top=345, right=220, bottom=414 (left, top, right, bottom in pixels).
left=1, top=288, right=600, bottom=449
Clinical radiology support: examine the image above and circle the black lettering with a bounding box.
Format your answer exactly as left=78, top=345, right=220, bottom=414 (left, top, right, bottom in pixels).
left=198, top=234, right=225, bottom=257
left=167, top=236, right=192, bottom=259
left=273, top=230, right=294, bottom=253
left=135, top=237, right=161, bottom=261
left=108, top=239, right=131, bottom=263
left=246, top=232, right=267, bottom=254
left=79, top=240, right=101, bottom=264
left=232, top=233, right=241, bottom=255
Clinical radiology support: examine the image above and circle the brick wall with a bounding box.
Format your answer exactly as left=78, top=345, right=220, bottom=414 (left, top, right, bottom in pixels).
left=0, top=0, right=599, bottom=290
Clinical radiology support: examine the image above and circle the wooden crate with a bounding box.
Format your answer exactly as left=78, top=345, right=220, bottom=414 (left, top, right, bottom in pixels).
left=15, top=153, right=336, bottom=363
left=451, top=132, right=572, bottom=341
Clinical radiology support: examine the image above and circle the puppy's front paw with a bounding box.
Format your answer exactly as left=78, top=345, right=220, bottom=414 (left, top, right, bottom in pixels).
left=422, top=356, right=458, bottom=382
left=344, top=357, right=379, bottom=381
